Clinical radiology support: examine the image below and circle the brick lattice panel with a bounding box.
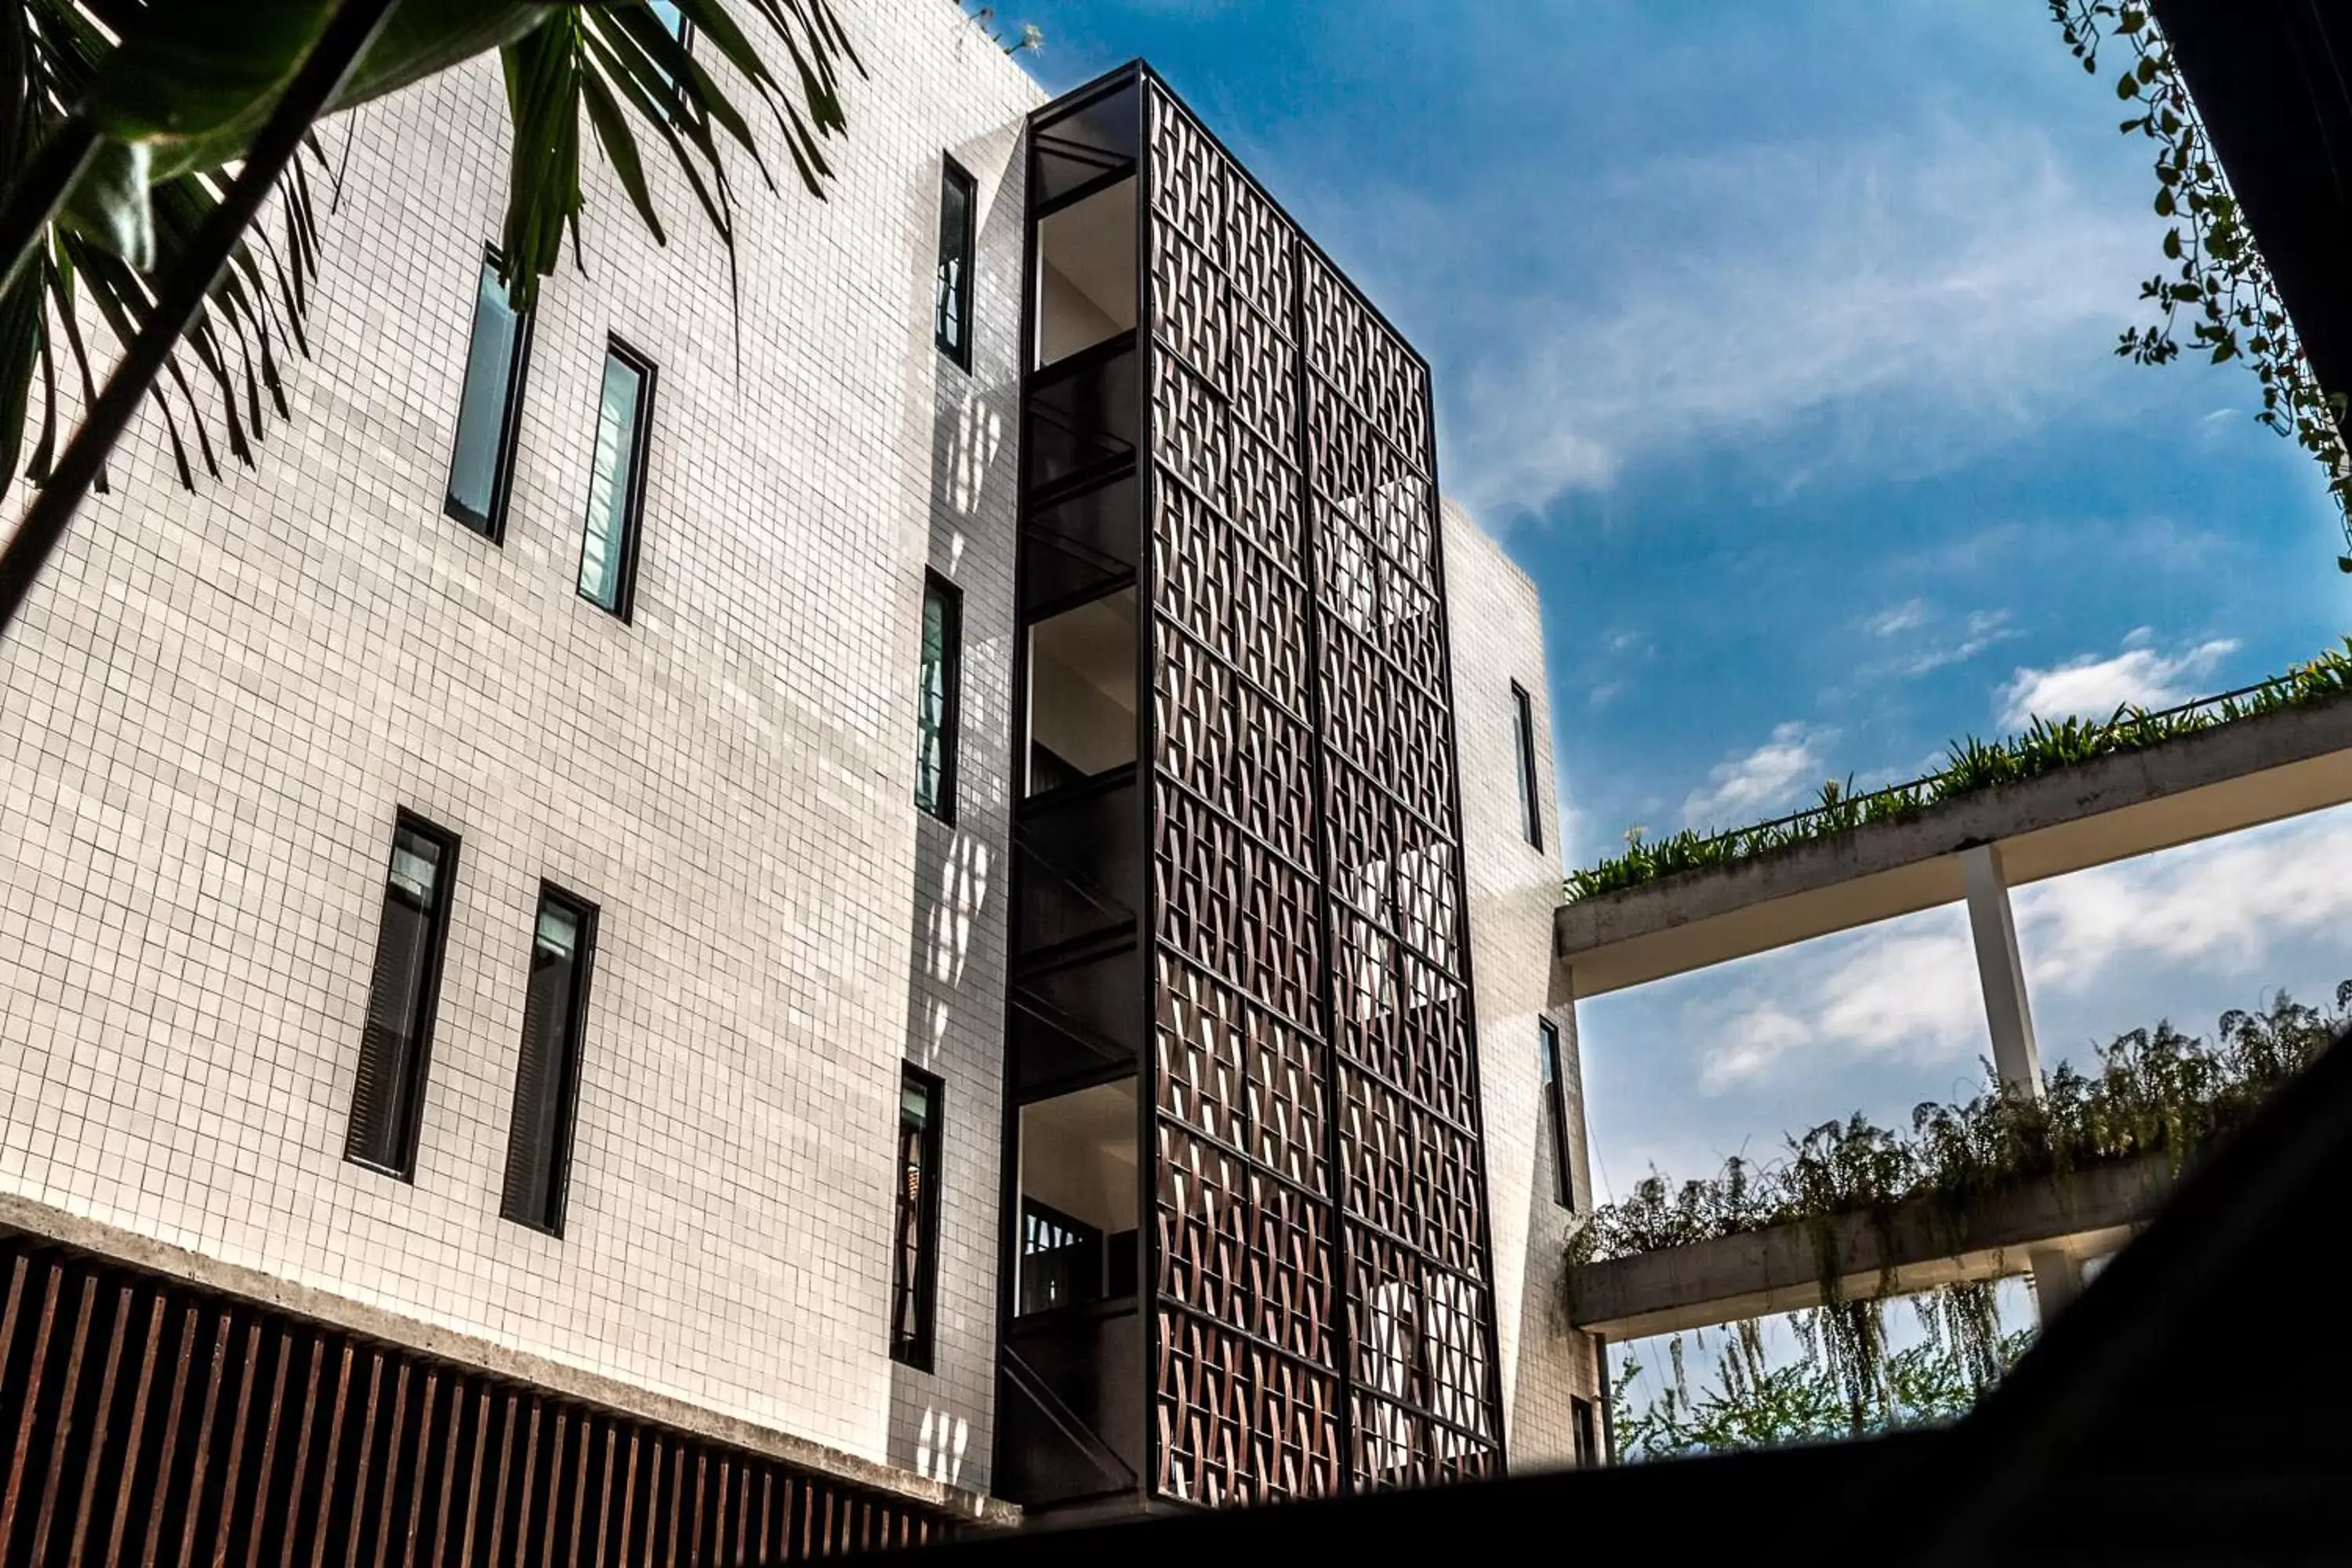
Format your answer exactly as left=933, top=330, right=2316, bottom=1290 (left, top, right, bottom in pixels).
left=1141, top=84, right=1503, bottom=1508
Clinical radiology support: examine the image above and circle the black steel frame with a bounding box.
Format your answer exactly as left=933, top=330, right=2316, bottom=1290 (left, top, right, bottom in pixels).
left=993, top=66, right=1156, bottom=1514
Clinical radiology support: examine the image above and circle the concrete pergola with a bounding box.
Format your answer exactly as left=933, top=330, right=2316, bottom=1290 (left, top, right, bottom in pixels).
left=1557, top=691, right=2352, bottom=1329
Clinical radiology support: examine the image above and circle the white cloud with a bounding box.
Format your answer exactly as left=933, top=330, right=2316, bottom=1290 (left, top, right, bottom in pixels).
left=2020, top=818, right=2352, bottom=987
left=1866, top=600, right=1929, bottom=638
left=1682, top=722, right=1831, bottom=828
left=1995, top=634, right=2238, bottom=728
left=1700, top=920, right=1980, bottom=1091
left=1694, top=811, right=2352, bottom=1091
left=1862, top=606, right=2018, bottom=681
left=1443, top=121, right=2152, bottom=517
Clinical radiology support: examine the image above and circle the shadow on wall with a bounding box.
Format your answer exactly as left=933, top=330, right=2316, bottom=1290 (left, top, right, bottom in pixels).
left=885, top=118, right=1025, bottom=1495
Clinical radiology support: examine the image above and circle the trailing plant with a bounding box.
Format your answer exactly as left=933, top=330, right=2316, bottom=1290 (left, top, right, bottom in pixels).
left=1611, top=1290, right=2034, bottom=1460
left=1567, top=639, right=2352, bottom=901
left=955, top=2, right=1040, bottom=53
left=2049, top=2, right=2352, bottom=570
left=1571, top=984, right=2343, bottom=1428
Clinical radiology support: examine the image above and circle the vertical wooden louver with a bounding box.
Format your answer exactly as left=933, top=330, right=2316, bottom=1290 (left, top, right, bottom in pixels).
left=0, top=1235, right=955, bottom=1565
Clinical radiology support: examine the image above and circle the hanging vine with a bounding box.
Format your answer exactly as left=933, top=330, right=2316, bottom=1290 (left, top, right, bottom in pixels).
left=1612, top=1284, right=2032, bottom=1459
left=2050, top=2, right=2352, bottom=568
left=1573, top=984, right=2346, bottom=1446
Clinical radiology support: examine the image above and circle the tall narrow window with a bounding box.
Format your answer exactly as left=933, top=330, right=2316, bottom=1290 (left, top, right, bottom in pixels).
left=500, top=886, right=599, bottom=1236
left=1512, top=681, right=1544, bottom=851
left=445, top=251, right=532, bottom=539
left=1572, top=1396, right=1599, bottom=1467
left=935, top=157, right=978, bottom=367
left=347, top=814, right=459, bottom=1178
left=1539, top=1016, right=1573, bottom=1209
left=916, top=572, right=963, bottom=821
left=579, top=341, right=654, bottom=618
left=891, top=1068, right=945, bottom=1369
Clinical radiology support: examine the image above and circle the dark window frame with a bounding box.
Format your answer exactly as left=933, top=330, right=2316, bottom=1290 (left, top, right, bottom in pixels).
left=1512, top=681, right=1544, bottom=851
left=916, top=570, right=964, bottom=823
left=499, top=882, right=601, bottom=1238
left=891, top=1065, right=946, bottom=1370
left=1572, top=1396, right=1599, bottom=1467
left=1540, top=1015, right=1574, bottom=1210
left=444, top=246, right=535, bottom=542
left=345, top=811, right=461, bottom=1181
left=576, top=336, right=657, bottom=622
left=935, top=154, right=978, bottom=369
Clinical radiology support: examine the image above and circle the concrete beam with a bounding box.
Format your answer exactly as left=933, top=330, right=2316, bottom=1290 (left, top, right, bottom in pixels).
left=1565, top=1156, right=2174, bottom=1342
left=1556, top=693, right=2352, bottom=997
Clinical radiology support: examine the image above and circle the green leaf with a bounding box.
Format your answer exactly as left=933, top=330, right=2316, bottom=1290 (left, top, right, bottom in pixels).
left=117, top=2, right=557, bottom=184
left=577, top=69, right=666, bottom=248
left=328, top=0, right=559, bottom=113
left=0, top=266, right=45, bottom=507
left=57, top=138, right=154, bottom=270
left=83, top=0, right=332, bottom=145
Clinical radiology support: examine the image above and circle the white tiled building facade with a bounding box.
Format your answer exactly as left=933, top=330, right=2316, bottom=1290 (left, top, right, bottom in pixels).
left=1444, top=503, right=1602, bottom=1466
left=0, top=0, right=1596, bottom=1528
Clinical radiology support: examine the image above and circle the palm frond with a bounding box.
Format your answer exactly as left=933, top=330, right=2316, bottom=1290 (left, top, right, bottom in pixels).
left=2, top=0, right=329, bottom=507
left=493, top=0, right=859, bottom=314
left=2, top=0, right=859, bottom=508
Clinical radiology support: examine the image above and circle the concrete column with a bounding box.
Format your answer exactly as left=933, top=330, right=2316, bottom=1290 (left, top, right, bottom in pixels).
left=1961, top=844, right=2078, bottom=1323
left=2027, top=1247, right=2083, bottom=1319
left=1961, top=844, right=2041, bottom=1097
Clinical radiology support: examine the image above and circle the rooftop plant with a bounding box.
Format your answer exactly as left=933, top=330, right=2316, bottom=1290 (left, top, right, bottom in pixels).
left=1569, top=984, right=2346, bottom=1433
left=1566, top=639, right=2352, bottom=902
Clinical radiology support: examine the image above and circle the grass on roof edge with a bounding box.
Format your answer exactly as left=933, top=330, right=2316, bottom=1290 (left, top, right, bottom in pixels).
left=1565, top=638, right=2352, bottom=903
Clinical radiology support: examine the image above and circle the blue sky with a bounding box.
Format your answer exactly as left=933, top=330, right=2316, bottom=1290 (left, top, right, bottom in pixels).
left=1004, top=5, right=2352, bottom=1246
